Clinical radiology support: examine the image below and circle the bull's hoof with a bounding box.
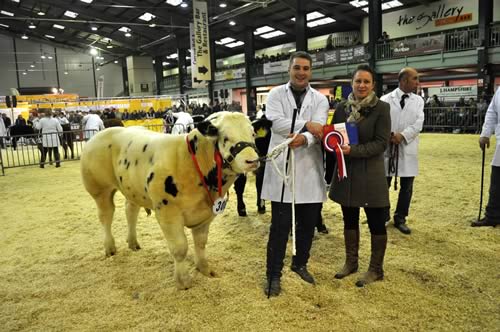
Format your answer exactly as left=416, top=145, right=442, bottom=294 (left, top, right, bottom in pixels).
left=197, top=265, right=218, bottom=278
left=105, top=241, right=117, bottom=256
left=127, top=240, right=141, bottom=251
left=175, top=275, right=193, bottom=290
left=105, top=247, right=117, bottom=257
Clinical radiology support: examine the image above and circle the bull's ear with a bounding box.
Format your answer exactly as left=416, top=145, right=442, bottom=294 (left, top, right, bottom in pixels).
left=196, top=121, right=218, bottom=137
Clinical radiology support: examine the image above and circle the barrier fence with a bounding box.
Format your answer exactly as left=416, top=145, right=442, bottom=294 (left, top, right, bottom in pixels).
left=422, top=106, right=485, bottom=133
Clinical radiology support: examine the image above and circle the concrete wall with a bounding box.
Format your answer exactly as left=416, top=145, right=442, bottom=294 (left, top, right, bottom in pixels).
left=0, top=34, right=124, bottom=97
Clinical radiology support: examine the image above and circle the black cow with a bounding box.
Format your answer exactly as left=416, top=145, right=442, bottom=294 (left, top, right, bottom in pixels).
left=8, top=125, right=35, bottom=150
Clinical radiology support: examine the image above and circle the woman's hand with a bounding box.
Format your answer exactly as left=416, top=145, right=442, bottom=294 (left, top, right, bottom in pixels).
left=340, top=144, right=351, bottom=155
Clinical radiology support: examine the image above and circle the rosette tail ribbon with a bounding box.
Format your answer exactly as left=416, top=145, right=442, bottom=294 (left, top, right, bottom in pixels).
left=323, top=124, right=347, bottom=180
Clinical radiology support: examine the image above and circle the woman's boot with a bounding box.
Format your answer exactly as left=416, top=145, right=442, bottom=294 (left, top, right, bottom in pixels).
left=356, top=234, right=387, bottom=287
left=334, top=229, right=359, bottom=279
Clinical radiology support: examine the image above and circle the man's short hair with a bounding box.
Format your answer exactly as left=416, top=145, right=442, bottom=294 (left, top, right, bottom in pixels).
left=288, top=51, right=312, bottom=68
left=398, top=67, right=416, bottom=82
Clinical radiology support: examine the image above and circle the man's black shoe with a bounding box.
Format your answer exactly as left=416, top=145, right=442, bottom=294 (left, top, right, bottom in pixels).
left=264, top=278, right=281, bottom=297
left=395, top=223, right=411, bottom=234
left=471, top=217, right=500, bottom=227
left=257, top=205, right=266, bottom=214
left=316, top=223, right=329, bottom=234
left=291, top=265, right=315, bottom=284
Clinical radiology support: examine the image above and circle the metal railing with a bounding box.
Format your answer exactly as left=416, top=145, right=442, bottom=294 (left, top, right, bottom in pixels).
left=376, top=28, right=479, bottom=60
left=422, top=106, right=486, bottom=133
left=491, top=24, right=500, bottom=47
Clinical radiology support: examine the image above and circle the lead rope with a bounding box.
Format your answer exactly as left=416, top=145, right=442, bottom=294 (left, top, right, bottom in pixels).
left=266, top=134, right=297, bottom=255
left=388, top=133, right=399, bottom=190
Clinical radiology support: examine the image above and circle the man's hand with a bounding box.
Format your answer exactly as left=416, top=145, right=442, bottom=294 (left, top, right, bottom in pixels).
left=288, top=133, right=307, bottom=148
left=479, top=137, right=490, bottom=150
left=340, top=144, right=351, bottom=155
left=305, top=121, right=324, bottom=140
left=390, top=132, right=404, bottom=145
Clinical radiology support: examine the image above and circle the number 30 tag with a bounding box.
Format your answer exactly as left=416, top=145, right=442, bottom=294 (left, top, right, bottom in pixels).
left=212, top=196, right=228, bottom=215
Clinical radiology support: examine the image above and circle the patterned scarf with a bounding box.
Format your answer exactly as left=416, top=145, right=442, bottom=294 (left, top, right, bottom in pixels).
left=345, top=91, right=379, bottom=123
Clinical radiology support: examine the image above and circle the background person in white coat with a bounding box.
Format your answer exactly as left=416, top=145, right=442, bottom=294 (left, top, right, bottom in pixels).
left=171, top=110, right=194, bottom=135
left=381, top=67, right=424, bottom=235
left=34, top=109, right=63, bottom=168
left=261, top=51, right=329, bottom=297
left=82, top=111, right=105, bottom=140
left=0, top=113, right=6, bottom=148
left=472, top=88, right=500, bottom=227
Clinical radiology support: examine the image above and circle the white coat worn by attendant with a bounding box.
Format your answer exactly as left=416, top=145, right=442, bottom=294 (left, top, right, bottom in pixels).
left=171, top=111, right=194, bottom=135
left=261, top=82, right=329, bottom=203
left=83, top=114, right=105, bottom=140
left=481, top=88, right=500, bottom=167
left=381, top=88, right=425, bottom=177
left=34, top=117, right=63, bottom=147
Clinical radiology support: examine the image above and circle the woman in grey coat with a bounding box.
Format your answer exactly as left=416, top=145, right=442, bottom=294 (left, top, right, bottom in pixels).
left=329, top=64, right=391, bottom=287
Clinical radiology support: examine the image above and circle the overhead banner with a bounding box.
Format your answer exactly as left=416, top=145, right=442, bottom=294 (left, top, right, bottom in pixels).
left=192, top=0, right=211, bottom=82
left=428, top=85, right=477, bottom=101
left=263, top=60, right=289, bottom=75
left=323, top=45, right=366, bottom=66
left=391, top=34, right=445, bottom=57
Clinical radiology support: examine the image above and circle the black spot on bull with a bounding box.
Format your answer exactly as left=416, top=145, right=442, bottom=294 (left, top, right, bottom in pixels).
left=143, top=144, right=148, bottom=152
left=162, top=199, right=168, bottom=205
left=147, top=172, right=155, bottom=185
left=188, top=136, right=198, bottom=153
left=204, top=167, right=227, bottom=192
left=164, top=176, right=178, bottom=197
left=119, top=176, right=123, bottom=183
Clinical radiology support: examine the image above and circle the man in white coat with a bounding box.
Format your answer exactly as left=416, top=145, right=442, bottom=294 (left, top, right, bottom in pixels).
left=82, top=111, right=105, bottom=140
left=381, top=67, right=424, bottom=235
left=261, top=51, right=329, bottom=296
left=171, top=110, right=194, bottom=135
left=34, top=109, right=63, bottom=168
left=471, top=88, right=500, bottom=227
left=0, top=113, right=6, bottom=148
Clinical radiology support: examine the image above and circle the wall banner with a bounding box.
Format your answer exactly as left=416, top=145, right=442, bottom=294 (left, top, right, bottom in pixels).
left=391, top=34, right=445, bottom=57
left=192, top=0, right=211, bottom=82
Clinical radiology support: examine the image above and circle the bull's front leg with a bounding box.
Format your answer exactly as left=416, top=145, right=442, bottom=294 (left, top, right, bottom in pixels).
left=192, top=221, right=217, bottom=277
left=157, top=215, right=191, bottom=290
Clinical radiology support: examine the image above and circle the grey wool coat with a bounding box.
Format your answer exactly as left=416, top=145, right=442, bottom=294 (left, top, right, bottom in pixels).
left=328, top=99, right=391, bottom=208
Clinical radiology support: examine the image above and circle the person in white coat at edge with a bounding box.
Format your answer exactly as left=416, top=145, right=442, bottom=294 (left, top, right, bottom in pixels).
left=33, top=109, right=63, bottom=168
left=381, top=67, right=424, bottom=235
left=0, top=113, right=6, bottom=148
left=261, top=51, right=329, bottom=297
left=82, top=111, right=105, bottom=140
left=471, top=87, right=500, bottom=227
left=171, top=110, right=194, bottom=135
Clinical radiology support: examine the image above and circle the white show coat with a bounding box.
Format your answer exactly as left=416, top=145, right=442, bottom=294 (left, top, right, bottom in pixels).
left=481, top=87, right=500, bottom=166
left=83, top=114, right=105, bottom=139
left=261, top=82, right=329, bottom=203
left=0, top=116, right=6, bottom=137
left=171, top=111, right=194, bottom=135
left=34, top=116, right=63, bottom=147
left=381, top=88, right=425, bottom=177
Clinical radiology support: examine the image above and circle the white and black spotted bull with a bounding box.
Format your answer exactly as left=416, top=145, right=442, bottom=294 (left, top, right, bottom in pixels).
left=80, top=112, right=259, bottom=289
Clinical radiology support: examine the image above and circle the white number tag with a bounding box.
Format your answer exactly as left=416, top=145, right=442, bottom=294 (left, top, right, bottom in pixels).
left=212, top=196, right=228, bottom=215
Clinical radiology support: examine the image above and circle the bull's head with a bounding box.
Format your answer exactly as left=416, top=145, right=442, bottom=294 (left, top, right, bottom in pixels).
left=197, top=112, right=260, bottom=174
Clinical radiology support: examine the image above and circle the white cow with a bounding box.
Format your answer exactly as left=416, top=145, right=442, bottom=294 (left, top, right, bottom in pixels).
left=80, top=112, right=260, bottom=289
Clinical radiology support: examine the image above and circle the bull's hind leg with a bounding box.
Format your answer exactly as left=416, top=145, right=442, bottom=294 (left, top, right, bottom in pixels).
left=192, top=222, right=217, bottom=277
left=94, top=189, right=117, bottom=256
left=157, top=212, right=191, bottom=290
left=125, top=200, right=141, bottom=251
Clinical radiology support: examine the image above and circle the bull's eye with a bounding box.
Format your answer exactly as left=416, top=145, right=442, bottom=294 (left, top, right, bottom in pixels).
left=223, top=136, right=229, bottom=145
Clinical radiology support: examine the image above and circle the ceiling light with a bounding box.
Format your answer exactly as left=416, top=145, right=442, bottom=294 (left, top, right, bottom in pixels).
left=362, top=7, right=369, bottom=13
left=12, top=0, right=20, bottom=3
left=1, top=10, right=14, bottom=17
left=41, top=55, right=46, bottom=59
left=307, top=17, right=336, bottom=28
left=119, top=26, right=130, bottom=33
left=254, top=25, right=274, bottom=35
left=30, top=64, right=35, bottom=68
left=21, top=35, right=29, bottom=40
left=37, top=11, right=45, bottom=16
left=114, top=60, right=118, bottom=64
left=64, top=71, right=68, bottom=75
left=306, top=11, right=324, bottom=21
left=96, top=67, right=100, bottom=71
left=139, top=12, right=155, bottom=22
left=162, top=61, right=169, bottom=66
left=125, top=32, right=132, bottom=37
left=349, top=0, right=368, bottom=7
left=45, top=34, right=55, bottom=39
left=64, top=10, right=79, bottom=18
left=0, top=24, right=9, bottom=28
left=259, top=30, right=285, bottom=39
left=219, top=3, right=227, bottom=8
left=80, top=0, right=93, bottom=3
left=22, top=71, right=27, bottom=75
left=53, top=24, right=65, bottom=30
left=225, top=41, right=244, bottom=48
left=29, top=23, right=36, bottom=29
left=106, top=44, right=113, bottom=49
left=166, top=53, right=178, bottom=59
left=48, top=56, right=53, bottom=59
left=91, top=26, right=98, bottom=31
left=149, top=23, right=156, bottom=27
left=89, top=48, right=98, bottom=56
left=180, top=2, right=188, bottom=7
left=229, top=20, right=236, bottom=26
left=215, top=37, right=235, bottom=45
left=166, top=0, right=182, bottom=6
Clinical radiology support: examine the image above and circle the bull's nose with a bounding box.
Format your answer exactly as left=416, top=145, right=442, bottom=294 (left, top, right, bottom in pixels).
left=246, top=159, right=259, bottom=169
